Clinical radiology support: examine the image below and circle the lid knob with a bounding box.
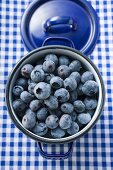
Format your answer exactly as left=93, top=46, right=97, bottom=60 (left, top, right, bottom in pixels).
left=44, top=16, right=77, bottom=34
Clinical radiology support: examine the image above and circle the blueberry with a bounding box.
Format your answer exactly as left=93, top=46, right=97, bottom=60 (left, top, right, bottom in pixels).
left=87, top=110, right=95, bottom=117
left=13, top=85, right=24, bottom=97
left=37, top=107, right=48, bottom=121
left=57, top=65, right=70, bottom=79
left=12, top=99, right=26, bottom=116
left=45, top=54, right=58, bottom=65
left=81, top=71, right=94, bottom=83
left=30, top=68, right=45, bottom=83
left=43, top=60, right=55, bottom=73
left=28, top=82, right=36, bottom=94
left=82, top=80, right=99, bottom=96
left=20, top=91, right=33, bottom=104
left=77, top=113, right=91, bottom=125
left=50, top=76, right=63, bottom=89
left=45, top=73, right=54, bottom=83
left=33, top=122, right=48, bottom=136
left=28, top=79, right=34, bottom=85
left=16, top=78, right=28, bottom=89
left=51, top=127, right=65, bottom=138
left=46, top=115, right=59, bottom=129
left=59, top=114, right=72, bottom=129
left=44, top=96, right=58, bottom=110
left=21, top=64, right=33, bottom=78
left=54, top=88, right=70, bottom=103
left=69, top=91, right=78, bottom=103
left=25, top=108, right=36, bottom=115
left=59, top=56, right=70, bottom=66
left=73, top=100, right=85, bottom=113
left=34, top=82, right=51, bottom=100
left=29, top=99, right=41, bottom=111
left=67, top=122, right=79, bottom=135
left=64, top=77, right=77, bottom=91
left=69, top=60, right=82, bottom=72
left=61, top=103, right=74, bottom=114
left=84, top=98, right=98, bottom=110
left=77, top=83, right=84, bottom=96
left=34, top=64, right=43, bottom=70
left=69, top=72, right=81, bottom=84
left=22, top=109, right=36, bottom=129
left=70, top=111, right=77, bottom=121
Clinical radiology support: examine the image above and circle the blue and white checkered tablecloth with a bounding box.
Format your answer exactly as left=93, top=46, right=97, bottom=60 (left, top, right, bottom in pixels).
left=0, top=0, right=113, bottom=169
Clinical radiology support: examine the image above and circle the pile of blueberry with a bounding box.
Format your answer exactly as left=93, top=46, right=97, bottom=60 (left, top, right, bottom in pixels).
left=12, top=54, right=99, bottom=139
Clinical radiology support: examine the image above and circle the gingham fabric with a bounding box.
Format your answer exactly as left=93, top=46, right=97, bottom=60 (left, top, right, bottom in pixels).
left=0, top=0, right=113, bottom=169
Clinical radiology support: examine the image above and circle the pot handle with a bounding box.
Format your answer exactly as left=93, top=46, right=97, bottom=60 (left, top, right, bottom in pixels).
left=37, top=142, right=73, bottom=159
left=44, top=16, right=77, bottom=34
left=42, top=37, right=75, bottom=48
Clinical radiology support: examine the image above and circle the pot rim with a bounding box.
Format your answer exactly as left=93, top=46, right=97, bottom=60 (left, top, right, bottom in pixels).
left=6, top=45, right=105, bottom=144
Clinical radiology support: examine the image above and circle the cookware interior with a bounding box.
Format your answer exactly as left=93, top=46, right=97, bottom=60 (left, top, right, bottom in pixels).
left=7, top=46, right=103, bottom=144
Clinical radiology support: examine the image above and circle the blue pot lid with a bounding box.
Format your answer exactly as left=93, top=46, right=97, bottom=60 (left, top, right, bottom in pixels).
left=21, top=0, right=99, bottom=55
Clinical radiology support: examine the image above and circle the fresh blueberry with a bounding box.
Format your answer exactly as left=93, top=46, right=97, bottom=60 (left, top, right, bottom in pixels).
left=84, top=98, right=98, bottom=110
left=51, top=127, right=65, bottom=138
left=16, top=78, right=28, bottom=89
left=12, top=99, right=26, bottom=116
left=28, top=82, right=36, bottom=94
left=69, top=91, right=78, bottom=103
left=57, top=65, right=70, bottom=79
left=46, top=115, right=59, bottom=129
left=61, top=103, right=74, bottom=114
left=44, top=96, right=58, bottom=110
left=21, top=64, right=33, bottom=78
left=82, top=80, right=99, bottom=96
left=28, top=79, right=34, bottom=85
left=54, top=88, right=70, bottom=103
left=59, top=56, right=70, bottom=66
left=33, top=122, right=48, bottom=136
left=25, top=108, right=36, bottom=115
left=34, top=82, right=51, bottom=100
left=37, top=107, right=48, bottom=121
left=29, top=99, right=41, bottom=111
left=81, top=71, right=94, bottom=83
left=30, top=68, right=45, bottom=83
left=77, top=113, right=91, bottom=125
left=64, top=77, right=77, bottom=91
left=43, top=60, right=55, bottom=73
left=67, top=122, right=79, bottom=135
left=77, top=83, right=84, bottom=96
left=69, top=72, right=81, bottom=84
left=73, top=100, right=85, bottom=113
left=70, top=111, right=77, bottom=121
left=13, top=86, right=24, bottom=97
left=69, top=60, right=82, bottom=72
left=45, top=73, right=54, bottom=83
left=59, top=114, right=72, bottom=130
left=50, top=76, right=63, bottom=89
left=34, top=64, right=43, bottom=70
left=45, top=54, right=58, bottom=65
left=20, top=91, right=33, bottom=104
left=22, top=109, right=36, bottom=130
left=87, top=110, right=95, bottom=117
